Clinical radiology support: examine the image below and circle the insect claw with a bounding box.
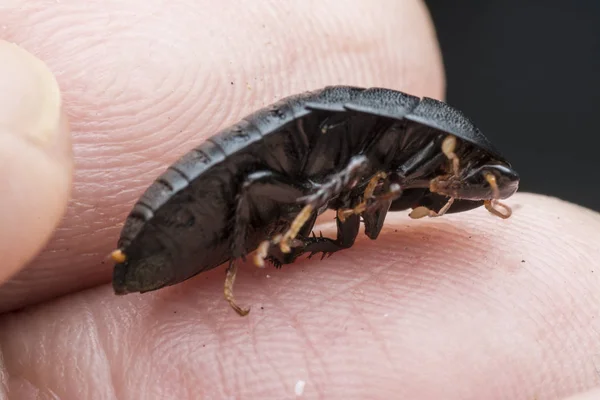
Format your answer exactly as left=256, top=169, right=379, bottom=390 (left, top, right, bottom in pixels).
left=280, top=204, right=313, bottom=253
left=254, top=239, right=272, bottom=268
left=224, top=260, right=250, bottom=317
left=312, top=231, right=316, bottom=238
left=482, top=173, right=513, bottom=219
left=484, top=200, right=512, bottom=219
left=268, top=257, right=283, bottom=269
left=319, top=231, right=323, bottom=238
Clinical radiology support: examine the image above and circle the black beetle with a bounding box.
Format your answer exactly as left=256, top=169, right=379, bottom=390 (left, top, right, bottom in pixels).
left=110, top=85, right=519, bottom=316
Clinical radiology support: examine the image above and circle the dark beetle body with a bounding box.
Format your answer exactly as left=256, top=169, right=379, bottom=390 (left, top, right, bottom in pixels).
left=112, top=86, right=519, bottom=298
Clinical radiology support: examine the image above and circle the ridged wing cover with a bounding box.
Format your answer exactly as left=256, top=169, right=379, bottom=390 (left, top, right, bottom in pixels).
left=118, top=86, right=502, bottom=249
left=341, top=87, right=420, bottom=119
left=118, top=139, right=227, bottom=248
left=404, top=97, right=504, bottom=159
left=117, top=88, right=332, bottom=247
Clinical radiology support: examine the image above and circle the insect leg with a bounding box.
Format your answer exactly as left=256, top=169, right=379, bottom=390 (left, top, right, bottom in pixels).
left=337, top=169, right=407, bottom=239
left=362, top=196, right=394, bottom=240
left=224, top=259, right=249, bottom=316
left=227, top=170, right=307, bottom=315
left=337, top=172, right=403, bottom=222
left=442, top=135, right=460, bottom=175
left=409, top=197, right=455, bottom=219
left=258, top=155, right=370, bottom=256
left=483, top=173, right=512, bottom=219
left=256, top=210, right=319, bottom=269
left=297, top=212, right=362, bottom=260
left=403, top=135, right=460, bottom=219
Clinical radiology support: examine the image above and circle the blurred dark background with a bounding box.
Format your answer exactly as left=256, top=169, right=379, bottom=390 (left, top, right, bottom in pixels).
left=424, top=1, right=600, bottom=212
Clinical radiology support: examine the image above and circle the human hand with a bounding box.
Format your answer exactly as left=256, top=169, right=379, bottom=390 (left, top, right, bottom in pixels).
left=1, top=1, right=599, bottom=399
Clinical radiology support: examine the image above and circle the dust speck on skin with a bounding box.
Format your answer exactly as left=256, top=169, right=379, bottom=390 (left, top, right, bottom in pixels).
left=295, top=380, right=306, bottom=396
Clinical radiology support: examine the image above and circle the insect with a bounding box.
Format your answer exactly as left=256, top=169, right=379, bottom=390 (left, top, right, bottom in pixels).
left=110, top=85, right=519, bottom=316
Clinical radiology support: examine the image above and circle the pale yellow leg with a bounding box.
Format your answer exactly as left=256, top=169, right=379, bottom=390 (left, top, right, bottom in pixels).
left=279, top=204, right=314, bottom=253
left=253, top=234, right=281, bottom=268
left=483, top=173, right=512, bottom=219
left=252, top=204, right=314, bottom=269
left=442, top=135, right=460, bottom=175
left=409, top=196, right=455, bottom=219
left=224, top=260, right=250, bottom=316
left=338, top=172, right=388, bottom=222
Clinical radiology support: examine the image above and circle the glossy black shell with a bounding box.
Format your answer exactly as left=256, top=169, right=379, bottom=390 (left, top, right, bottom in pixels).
left=114, top=85, right=512, bottom=292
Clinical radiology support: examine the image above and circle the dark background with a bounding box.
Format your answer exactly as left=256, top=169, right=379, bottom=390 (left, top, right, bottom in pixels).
left=424, top=1, right=600, bottom=212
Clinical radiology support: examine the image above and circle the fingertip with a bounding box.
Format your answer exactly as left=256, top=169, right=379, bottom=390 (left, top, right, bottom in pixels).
left=0, top=40, right=72, bottom=283
left=562, top=388, right=600, bottom=400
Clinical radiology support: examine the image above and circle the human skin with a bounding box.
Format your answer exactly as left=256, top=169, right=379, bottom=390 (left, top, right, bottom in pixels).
left=0, top=0, right=599, bottom=399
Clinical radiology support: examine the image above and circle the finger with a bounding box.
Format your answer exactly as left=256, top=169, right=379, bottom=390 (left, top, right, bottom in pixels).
left=563, top=388, right=600, bottom=400
left=0, top=41, right=72, bottom=285
left=1, top=194, right=599, bottom=399
left=0, top=0, right=444, bottom=312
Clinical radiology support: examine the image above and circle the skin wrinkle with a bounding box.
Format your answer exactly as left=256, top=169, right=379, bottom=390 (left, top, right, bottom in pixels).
left=143, top=293, right=232, bottom=396
left=2, top=1, right=600, bottom=399
left=84, top=302, right=120, bottom=399
left=352, top=300, right=398, bottom=376
left=249, top=265, right=329, bottom=395
left=286, top=311, right=328, bottom=396
left=0, top=195, right=598, bottom=398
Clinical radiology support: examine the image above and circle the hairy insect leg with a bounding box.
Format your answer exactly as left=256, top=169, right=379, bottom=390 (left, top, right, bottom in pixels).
left=362, top=197, right=394, bottom=240
left=258, top=155, right=370, bottom=257
left=231, top=170, right=304, bottom=258
left=338, top=172, right=403, bottom=222
left=254, top=205, right=314, bottom=267
left=229, top=169, right=314, bottom=276
left=255, top=210, right=318, bottom=268
left=337, top=171, right=385, bottom=221
left=255, top=211, right=361, bottom=265
left=404, top=135, right=461, bottom=219
left=224, top=259, right=249, bottom=316
left=301, top=212, right=361, bottom=259
left=224, top=165, right=315, bottom=314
